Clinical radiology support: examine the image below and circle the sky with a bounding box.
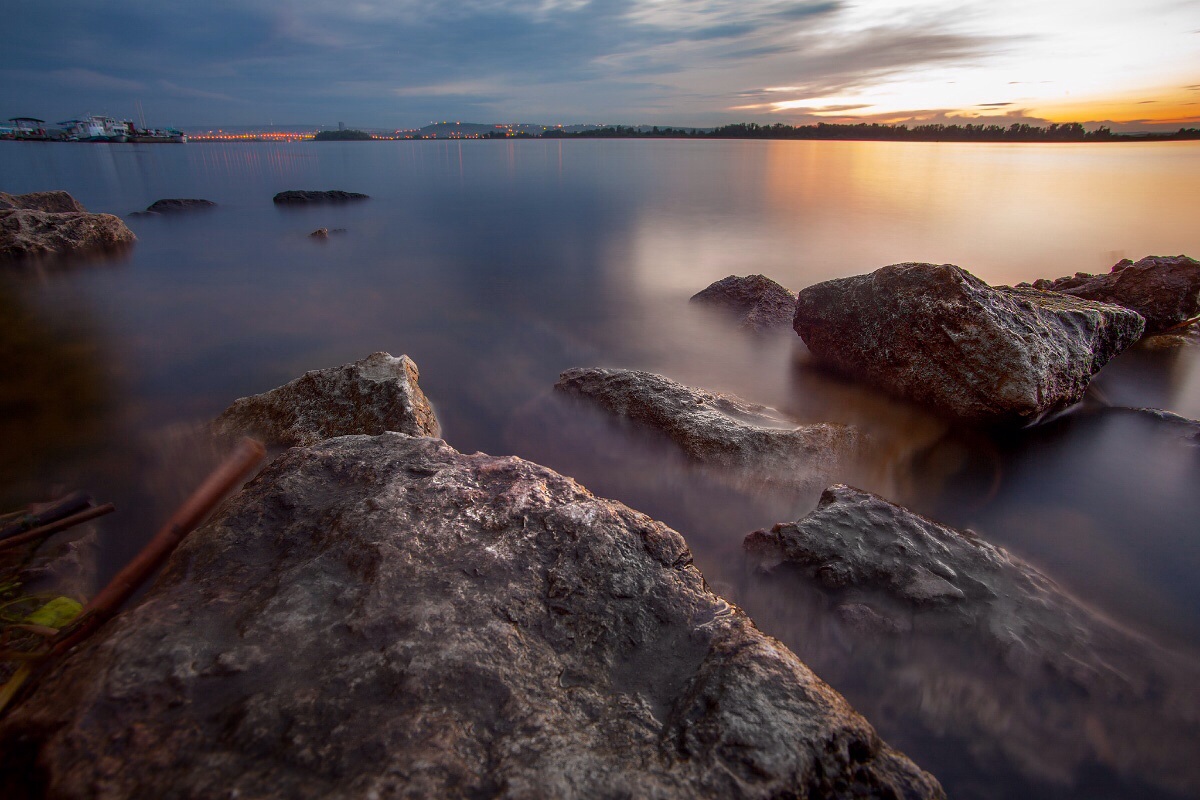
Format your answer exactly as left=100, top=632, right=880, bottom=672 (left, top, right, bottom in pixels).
left=2, top=0, right=1198, bottom=131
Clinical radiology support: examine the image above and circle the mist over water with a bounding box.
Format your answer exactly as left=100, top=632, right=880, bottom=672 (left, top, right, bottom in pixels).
left=3, top=138, right=1199, bottom=798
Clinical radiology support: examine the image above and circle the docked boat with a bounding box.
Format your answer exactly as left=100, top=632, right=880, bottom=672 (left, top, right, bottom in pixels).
left=4, top=117, right=52, bottom=141
left=57, top=115, right=130, bottom=142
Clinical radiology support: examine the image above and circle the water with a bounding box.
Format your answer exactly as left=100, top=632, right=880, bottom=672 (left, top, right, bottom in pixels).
left=3, top=139, right=1199, bottom=797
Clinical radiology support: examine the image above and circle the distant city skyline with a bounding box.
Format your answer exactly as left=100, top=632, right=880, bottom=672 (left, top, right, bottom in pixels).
left=2, top=1, right=1198, bottom=133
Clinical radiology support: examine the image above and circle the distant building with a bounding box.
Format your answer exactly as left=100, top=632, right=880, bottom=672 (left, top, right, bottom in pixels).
left=338, top=121, right=345, bottom=131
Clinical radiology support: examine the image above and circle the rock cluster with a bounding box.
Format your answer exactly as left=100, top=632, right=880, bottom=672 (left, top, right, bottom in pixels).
left=273, top=190, right=370, bottom=204
left=0, top=434, right=942, bottom=799
left=213, top=352, right=439, bottom=447
left=0, top=191, right=135, bottom=261
left=745, top=485, right=1200, bottom=795
left=1027, top=255, right=1200, bottom=335
left=555, top=367, right=862, bottom=493
left=690, top=274, right=796, bottom=331
left=793, top=262, right=1145, bottom=424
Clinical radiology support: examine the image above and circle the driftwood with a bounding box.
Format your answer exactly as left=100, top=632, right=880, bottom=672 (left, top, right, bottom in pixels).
left=51, top=438, right=265, bottom=656
left=0, top=438, right=265, bottom=716
left=0, top=504, right=115, bottom=554
left=0, top=491, right=92, bottom=542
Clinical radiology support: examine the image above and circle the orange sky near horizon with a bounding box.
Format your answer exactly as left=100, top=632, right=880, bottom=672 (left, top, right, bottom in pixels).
left=737, top=0, right=1200, bottom=130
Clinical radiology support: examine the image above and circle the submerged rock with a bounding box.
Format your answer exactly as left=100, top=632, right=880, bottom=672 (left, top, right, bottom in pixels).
left=213, top=352, right=439, bottom=447
left=1027, top=255, right=1200, bottom=335
left=0, top=208, right=136, bottom=261
left=144, top=198, right=216, bottom=214
left=745, top=485, right=1200, bottom=795
left=0, top=191, right=87, bottom=214
left=273, top=190, right=369, bottom=204
left=0, top=434, right=943, bottom=799
left=690, top=274, right=796, bottom=331
left=555, top=367, right=862, bottom=493
left=793, top=262, right=1145, bottom=424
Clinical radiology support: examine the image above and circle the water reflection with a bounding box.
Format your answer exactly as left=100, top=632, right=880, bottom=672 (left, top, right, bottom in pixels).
left=0, top=282, right=111, bottom=504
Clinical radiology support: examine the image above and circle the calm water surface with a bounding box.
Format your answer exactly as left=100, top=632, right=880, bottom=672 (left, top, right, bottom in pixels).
left=3, top=139, right=1199, bottom=798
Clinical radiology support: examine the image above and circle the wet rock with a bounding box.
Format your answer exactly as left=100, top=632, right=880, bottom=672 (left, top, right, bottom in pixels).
left=554, top=367, right=863, bottom=493
left=690, top=274, right=796, bottom=331
left=745, top=484, right=1200, bottom=795
left=213, top=352, right=439, bottom=447
left=0, top=209, right=136, bottom=261
left=1026, top=255, right=1200, bottom=335
left=144, top=198, right=216, bottom=214
left=273, top=190, right=369, bottom=204
left=0, top=434, right=943, bottom=799
left=793, top=262, right=1145, bottom=424
left=0, top=191, right=87, bottom=214
left=309, top=227, right=329, bottom=238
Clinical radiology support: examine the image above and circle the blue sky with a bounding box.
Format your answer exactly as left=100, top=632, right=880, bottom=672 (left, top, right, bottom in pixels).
left=2, top=0, right=1197, bottom=130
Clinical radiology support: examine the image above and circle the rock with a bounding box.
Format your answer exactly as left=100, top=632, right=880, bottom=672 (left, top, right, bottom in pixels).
left=554, top=367, right=863, bottom=493
left=309, top=227, right=329, bottom=238
left=0, top=191, right=87, bottom=214
left=1026, top=255, right=1200, bottom=335
left=745, top=484, right=1200, bottom=795
left=0, top=209, right=136, bottom=261
left=793, top=262, right=1145, bottom=424
left=272, top=190, right=369, bottom=204
left=0, top=434, right=943, bottom=799
left=213, top=352, right=439, bottom=447
left=144, top=198, right=216, bottom=214
left=690, top=274, right=796, bottom=331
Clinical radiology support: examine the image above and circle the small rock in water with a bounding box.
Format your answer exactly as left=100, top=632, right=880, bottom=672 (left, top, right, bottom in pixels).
left=1025, top=254, right=1200, bottom=335
left=309, top=227, right=329, bottom=238
left=793, top=262, right=1145, bottom=424
left=144, top=198, right=216, bottom=214
left=273, top=189, right=369, bottom=204
left=0, top=434, right=944, bottom=799
left=690, top=274, right=797, bottom=331
left=555, top=367, right=862, bottom=494
left=213, top=352, right=439, bottom=447
left=0, top=190, right=87, bottom=214
left=1, top=190, right=136, bottom=262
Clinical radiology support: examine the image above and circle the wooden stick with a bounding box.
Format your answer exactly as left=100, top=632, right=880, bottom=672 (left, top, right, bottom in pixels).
left=0, top=504, right=115, bottom=553
left=0, top=491, right=92, bottom=542
left=51, top=438, right=265, bottom=656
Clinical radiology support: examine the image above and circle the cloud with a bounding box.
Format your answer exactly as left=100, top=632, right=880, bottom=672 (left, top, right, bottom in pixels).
left=48, top=69, right=145, bottom=93
left=0, top=0, right=1037, bottom=127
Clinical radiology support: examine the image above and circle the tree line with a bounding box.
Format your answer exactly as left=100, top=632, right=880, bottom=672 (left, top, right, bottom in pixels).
left=541, top=122, right=1200, bottom=142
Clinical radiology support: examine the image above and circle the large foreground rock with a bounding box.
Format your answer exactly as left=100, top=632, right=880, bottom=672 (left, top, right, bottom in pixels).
left=794, top=263, right=1145, bottom=424
left=273, top=190, right=369, bottom=204
left=1027, top=255, right=1200, bottom=335
left=690, top=274, right=796, bottom=331
left=1, top=191, right=136, bottom=261
left=213, top=352, right=439, bottom=447
left=555, top=367, right=863, bottom=494
left=744, top=485, right=1200, bottom=795
left=0, top=435, right=942, bottom=799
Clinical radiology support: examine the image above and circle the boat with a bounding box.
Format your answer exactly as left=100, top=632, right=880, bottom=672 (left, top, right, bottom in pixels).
left=56, top=115, right=130, bottom=142
left=128, top=128, right=187, bottom=144
left=5, top=118, right=52, bottom=141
